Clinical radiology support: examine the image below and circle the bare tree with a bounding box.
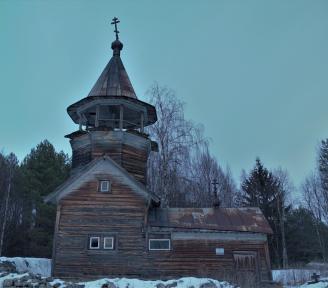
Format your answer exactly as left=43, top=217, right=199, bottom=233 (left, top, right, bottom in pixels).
left=318, top=139, right=328, bottom=221
left=274, top=168, right=293, bottom=269
left=146, top=83, right=237, bottom=208
left=302, top=172, right=326, bottom=262
left=0, top=153, right=20, bottom=256
left=146, top=83, right=200, bottom=207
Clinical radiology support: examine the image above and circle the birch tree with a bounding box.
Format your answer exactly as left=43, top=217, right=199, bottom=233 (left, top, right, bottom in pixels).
left=146, top=83, right=237, bottom=208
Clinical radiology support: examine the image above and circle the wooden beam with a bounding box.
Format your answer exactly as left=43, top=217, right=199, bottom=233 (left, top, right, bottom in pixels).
left=95, top=105, right=100, bottom=128
left=51, top=204, right=62, bottom=276
left=140, top=112, right=144, bottom=133
left=119, top=105, right=124, bottom=130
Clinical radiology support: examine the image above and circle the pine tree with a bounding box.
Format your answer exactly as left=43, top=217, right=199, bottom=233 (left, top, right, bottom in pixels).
left=20, top=140, right=71, bottom=257
left=241, top=158, right=285, bottom=267
left=241, top=158, right=279, bottom=218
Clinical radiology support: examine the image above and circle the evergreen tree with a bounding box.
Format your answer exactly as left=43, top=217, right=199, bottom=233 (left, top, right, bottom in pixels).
left=285, top=208, right=328, bottom=264
left=241, top=158, right=286, bottom=267
left=241, top=158, right=279, bottom=219
left=20, top=140, right=71, bottom=257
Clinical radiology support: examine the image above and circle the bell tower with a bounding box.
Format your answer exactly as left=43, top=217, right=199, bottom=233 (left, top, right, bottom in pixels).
left=65, top=18, right=157, bottom=184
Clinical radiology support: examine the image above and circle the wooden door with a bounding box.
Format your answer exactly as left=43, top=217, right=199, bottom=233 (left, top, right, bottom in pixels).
left=233, top=251, right=259, bottom=288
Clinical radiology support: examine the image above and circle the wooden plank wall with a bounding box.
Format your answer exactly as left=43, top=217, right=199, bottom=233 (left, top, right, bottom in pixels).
left=53, top=177, right=271, bottom=287
left=70, top=131, right=150, bottom=184
left=144, top=237, right=271, bottom=284
left=53, top=177, right=148, bottom=279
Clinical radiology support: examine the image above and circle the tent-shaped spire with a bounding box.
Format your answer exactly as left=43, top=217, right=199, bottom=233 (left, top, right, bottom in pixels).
left=88, top=38, right=137, bottom=99
left=67, top=18, right=157, bottom=128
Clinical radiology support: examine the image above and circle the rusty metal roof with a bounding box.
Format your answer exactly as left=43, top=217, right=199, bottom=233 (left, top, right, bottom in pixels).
left=88, top=46, right=137, bottom=98
left=148, top=207, right=273, bottom=234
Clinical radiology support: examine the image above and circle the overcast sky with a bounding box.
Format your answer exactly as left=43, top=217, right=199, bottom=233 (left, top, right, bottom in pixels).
left=1, top=0, right=328, bottom=193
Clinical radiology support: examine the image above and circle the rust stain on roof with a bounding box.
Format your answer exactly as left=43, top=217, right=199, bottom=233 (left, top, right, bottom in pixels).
left=149, top=207, right=273, bottom=234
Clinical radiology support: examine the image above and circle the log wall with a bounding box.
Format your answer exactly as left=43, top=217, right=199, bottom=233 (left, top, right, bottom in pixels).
left=52, top=177, right=272, bottom=287
left=53, top=176, right=148, bottom=279
left=70, top=130, right=151, bottom=184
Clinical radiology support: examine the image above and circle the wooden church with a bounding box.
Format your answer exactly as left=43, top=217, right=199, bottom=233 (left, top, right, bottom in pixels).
left=45, top=18, right=273, bottom=287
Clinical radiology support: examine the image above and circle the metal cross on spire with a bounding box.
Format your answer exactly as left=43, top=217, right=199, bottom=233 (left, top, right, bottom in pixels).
left=211, top=179, right=221, bottom=207
left=111, top=17, right=120, bottom=40
left=212, top=179, right=219, bottom=195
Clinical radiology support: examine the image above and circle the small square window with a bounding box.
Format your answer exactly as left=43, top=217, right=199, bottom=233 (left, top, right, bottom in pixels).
left=104, top=237, right=114, bottom=249
left=89, top=237, right=100, bottom=249
left=99, top=180, right=110, bottom=192
left=149, top=239, right=171, bottom=251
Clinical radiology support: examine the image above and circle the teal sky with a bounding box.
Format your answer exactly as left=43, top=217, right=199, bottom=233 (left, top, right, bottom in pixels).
left=1, top=0, right=328, bottom=192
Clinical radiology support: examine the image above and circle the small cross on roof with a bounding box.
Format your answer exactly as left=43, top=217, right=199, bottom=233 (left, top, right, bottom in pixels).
left=111, top=17, right=120, bottom=40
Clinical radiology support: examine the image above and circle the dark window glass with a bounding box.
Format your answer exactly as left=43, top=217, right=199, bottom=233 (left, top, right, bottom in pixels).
left=149, top=239, right=170, bottom=250
left=89, top=237, right=100, bottom=249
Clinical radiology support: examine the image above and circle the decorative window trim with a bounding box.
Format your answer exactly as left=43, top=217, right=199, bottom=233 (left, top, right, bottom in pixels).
left=149, top=239, right=171, bottom=251
left=99, top=180, right=111, bottom=193
left=104, top=236, right=114, bottom=250
left=89, top=236, right=100, bottom=249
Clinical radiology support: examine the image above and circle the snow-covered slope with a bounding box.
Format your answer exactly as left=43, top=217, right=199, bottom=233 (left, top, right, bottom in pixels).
left=0, top=257, right=51, bottom=277
left=0, top=257, right=237, bottom=288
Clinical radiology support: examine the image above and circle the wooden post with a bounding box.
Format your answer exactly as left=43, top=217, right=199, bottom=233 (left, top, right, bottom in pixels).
left=119, top=105, right=124, bottom=130
left=51, top=204, right=62, bottom=276
left=95, top=105, right=100, bottom=128
left=140, top=112, right=144, bottom=133
left=79, top=115, right=82, bottom=131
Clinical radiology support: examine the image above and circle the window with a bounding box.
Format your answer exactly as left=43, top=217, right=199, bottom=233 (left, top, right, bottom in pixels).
left=215, top=248, right=225, bottom=255
left=99, top=180, right=110, bottom=192
left=104, top=237, right=114, bottom=250
left=89, top=237, right=100, bottom=249
left=149, top=239, right=171, bottom=251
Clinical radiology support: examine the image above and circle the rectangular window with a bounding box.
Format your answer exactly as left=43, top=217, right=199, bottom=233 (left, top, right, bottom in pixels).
left=215, top=248, right=225, bottom=255
left=89, top=237, right=100, bottom=249
left=149, top=239, right=171, bottom=251
left=99, top=180, right=110, bottom=192
left=104, top=237, right=114, bottom=250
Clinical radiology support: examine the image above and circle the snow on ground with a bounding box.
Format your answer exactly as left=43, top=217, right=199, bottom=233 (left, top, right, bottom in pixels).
left=0, top=257, right=237, bottom=288
left=273, top=269, right=328, bottom=287
left=273, top=269, right=316, bottom=286
left=0, top=257, right=51, bottom=277
left=286, top=278, right=328, bottom=288
left=0, top=273, right=29, bottom=288
left=80, top=277, right=236, bottom=288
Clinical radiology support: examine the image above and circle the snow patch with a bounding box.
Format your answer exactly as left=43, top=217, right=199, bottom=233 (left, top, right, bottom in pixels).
left=80, top=277, right=236, bottom=288
left=0, top=257, right=237, bottom=288
left=0, top=257, right=51, bottom=277
left=0, top=273, right=29, bottom=288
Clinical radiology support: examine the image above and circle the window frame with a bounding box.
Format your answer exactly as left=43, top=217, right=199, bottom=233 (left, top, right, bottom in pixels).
left=89, top=236, right=100, bottom=250
left=148, top=238, right=171, bottom=251
left=99, top=180, right=111, bottom=193
left=103, top=236, right=114, bottom=250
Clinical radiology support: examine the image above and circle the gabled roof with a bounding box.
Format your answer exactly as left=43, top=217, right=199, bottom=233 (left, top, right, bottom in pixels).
left=148, top=207, right=273, bottom=234
left=44, top=156, right=160, bottom=204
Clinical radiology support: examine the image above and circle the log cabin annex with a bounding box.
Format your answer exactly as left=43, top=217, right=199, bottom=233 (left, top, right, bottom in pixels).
left=45, top=18, right=273, bottom=288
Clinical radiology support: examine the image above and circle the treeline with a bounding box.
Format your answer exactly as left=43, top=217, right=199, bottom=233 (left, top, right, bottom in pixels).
left=0, top=83, right=328, bottom=269
left=146, top=83, right=328, bottom=268
left=0, top=142, right=70, bottom=257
